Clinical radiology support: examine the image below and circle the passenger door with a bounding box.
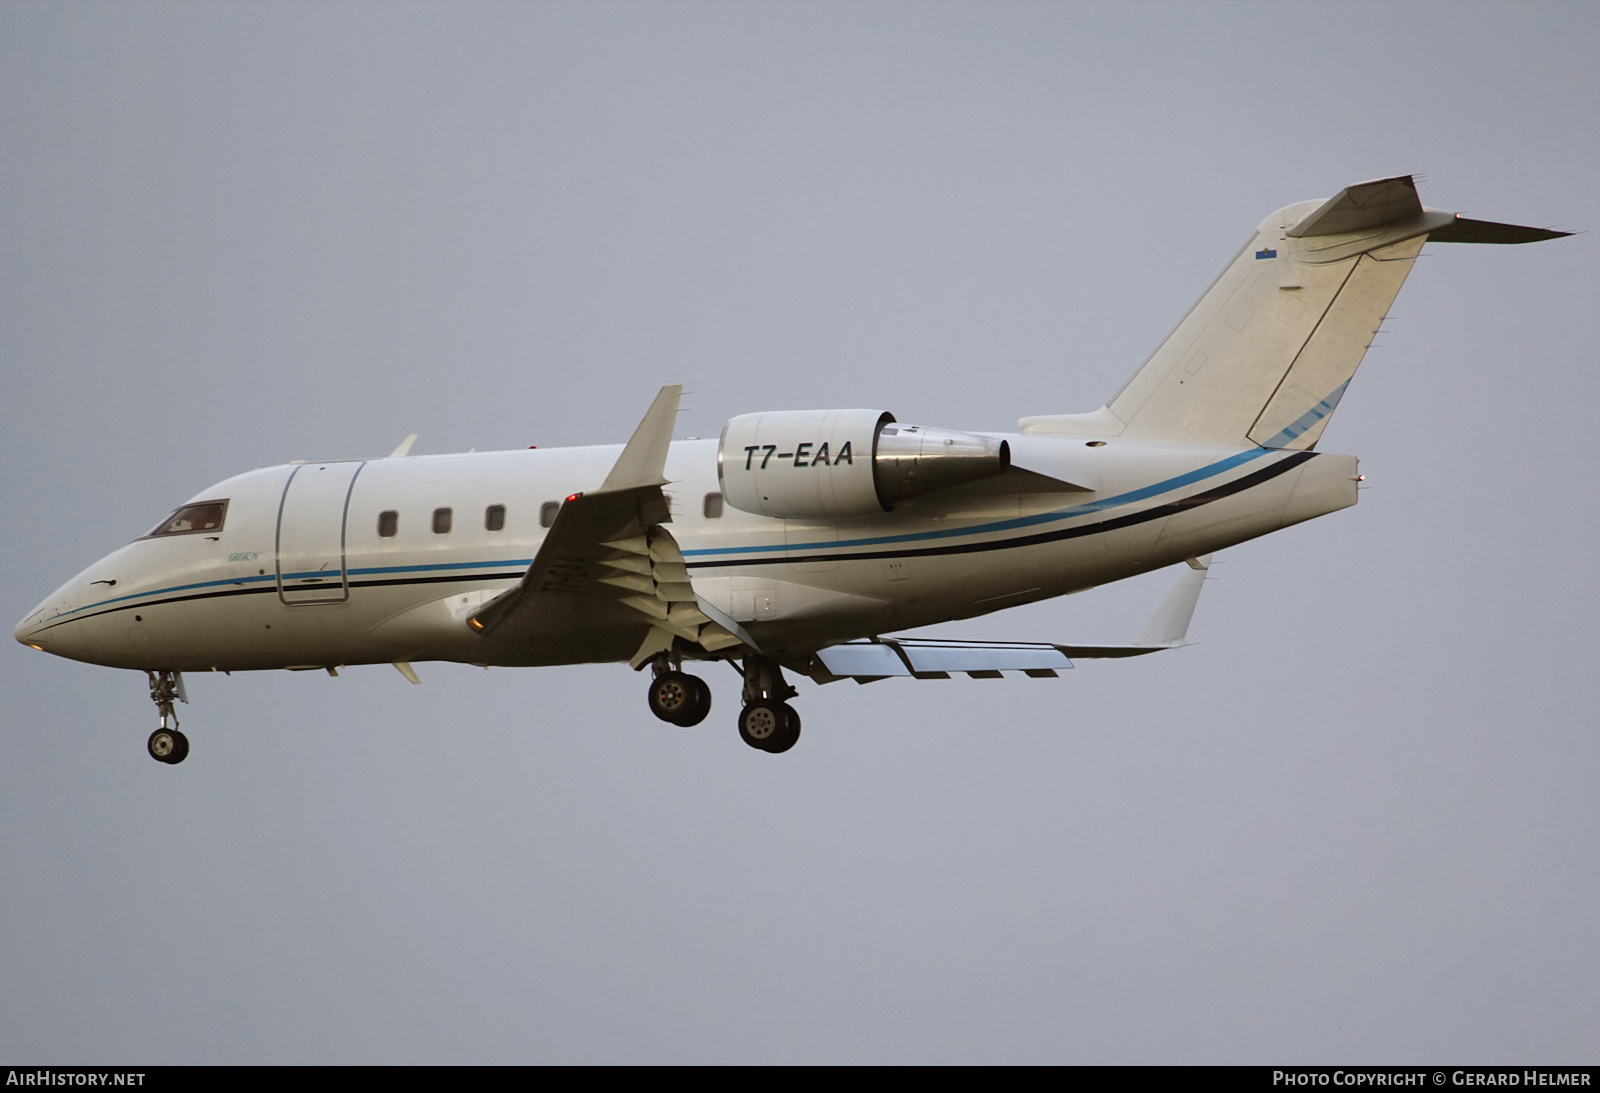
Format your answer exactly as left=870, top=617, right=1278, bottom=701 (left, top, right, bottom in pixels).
left=276, top=461, right=366, bottom=605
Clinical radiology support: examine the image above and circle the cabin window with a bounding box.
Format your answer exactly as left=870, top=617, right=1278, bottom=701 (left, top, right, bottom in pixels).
left=540, top=501, right=560, bottom=528
left=485, top=504, right=506, bottom=532
left=703, top=492, right=724, bottom=519
left=377, top=510, right=398, bottom=537
left=432, top=507, right=453, bottom=534
left=147, top=500, right=228, bottom=537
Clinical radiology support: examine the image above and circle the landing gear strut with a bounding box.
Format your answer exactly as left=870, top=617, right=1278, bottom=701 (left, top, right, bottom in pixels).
left=739, top=657, right=801, bottom=754
left=146, top=670, right=190, bottom=765
left=645, top=658, right=712, bottom=727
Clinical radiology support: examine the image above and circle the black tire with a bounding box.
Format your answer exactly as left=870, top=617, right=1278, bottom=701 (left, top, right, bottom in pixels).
left=738, top=700, right=786, bottom=750
left=676, top=674, right=712, bottom=727
left=764, top=704, right=802, bottom=754
left=648, top=671, right=711, bottom=726
left=148, top=728, right=181, bottom=764
left=647, top=671, right=694, bottom=723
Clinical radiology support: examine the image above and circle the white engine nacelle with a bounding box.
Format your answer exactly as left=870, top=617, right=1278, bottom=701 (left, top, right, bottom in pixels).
left=717, top=409, right=1010, bottom=518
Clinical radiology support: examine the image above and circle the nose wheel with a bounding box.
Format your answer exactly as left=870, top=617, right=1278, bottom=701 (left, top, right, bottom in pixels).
left=146, top=670, right=191, bottom=765
left=646, top=668, right=713, bottom=726
left=148, top=727, right=190, bottom=764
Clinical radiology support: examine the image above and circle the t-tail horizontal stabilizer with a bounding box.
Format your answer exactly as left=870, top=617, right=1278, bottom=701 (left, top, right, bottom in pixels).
left=810, top=557, right=1212, bottom=683
left=1287, top=176, right=1570, bottom=243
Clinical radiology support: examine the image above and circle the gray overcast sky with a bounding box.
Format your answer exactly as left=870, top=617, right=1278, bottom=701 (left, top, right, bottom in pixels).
left=3, top=1, right=1597, bottom=1064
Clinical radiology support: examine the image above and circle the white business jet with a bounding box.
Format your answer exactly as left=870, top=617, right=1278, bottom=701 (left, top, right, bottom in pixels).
left=15, top=177, right=1567, bottom=763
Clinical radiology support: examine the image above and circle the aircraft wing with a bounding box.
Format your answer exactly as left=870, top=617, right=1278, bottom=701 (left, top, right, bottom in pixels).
left=808, top=556, right=1211, bottom=682
left=466, top=386, right=745, bottom=665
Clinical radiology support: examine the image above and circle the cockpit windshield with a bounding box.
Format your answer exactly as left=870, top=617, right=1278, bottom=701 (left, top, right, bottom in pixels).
left=147, top=500, right=228, bottom=537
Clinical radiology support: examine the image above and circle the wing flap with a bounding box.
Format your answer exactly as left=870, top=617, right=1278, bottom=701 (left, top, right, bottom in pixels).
left=811, top=557, right=1213, bottom=682
left=814, top=638, right=1074, bottom=682
left=899, top=641, right=1071, bottom=675
left=815, top=643, right=912, bottom=677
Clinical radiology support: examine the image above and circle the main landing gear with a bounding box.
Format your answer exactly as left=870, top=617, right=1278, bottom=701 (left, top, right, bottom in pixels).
left=646, top=665, right=713, bottom=727
left=737, top=656, right=800, bottom=754
left=146, top=670, right=190, bottom=765
left=738, top=699, right=801, bottom=754
left=641, top=654, right=802, bottom=753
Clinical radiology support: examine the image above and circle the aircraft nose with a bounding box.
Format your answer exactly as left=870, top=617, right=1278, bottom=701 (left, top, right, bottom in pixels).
left=15, top=608, right=50, bottom=651
left=19, top=544, right=156, bottom=665
left=15, top=576, right=92, bottom=658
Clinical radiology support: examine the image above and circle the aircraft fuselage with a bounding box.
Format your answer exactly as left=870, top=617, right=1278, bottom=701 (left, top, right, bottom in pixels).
left=16, top=435, right=1357, bottom=674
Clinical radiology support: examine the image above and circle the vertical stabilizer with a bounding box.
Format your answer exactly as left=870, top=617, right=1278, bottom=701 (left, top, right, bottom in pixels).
left=1020, top=177, right=1568, bottom=448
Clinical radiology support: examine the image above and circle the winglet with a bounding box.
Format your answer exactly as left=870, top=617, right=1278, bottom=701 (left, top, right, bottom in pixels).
left=1134, top=555, right=1211, bottom=647
left=389, top=433, right=419, bottom=458
left=599, top=386, right=682, bottom=493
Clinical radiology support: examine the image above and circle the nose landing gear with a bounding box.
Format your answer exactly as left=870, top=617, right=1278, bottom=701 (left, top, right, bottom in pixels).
left=146, top=670, right=190, bottom=765
left=147, top=727, right=189, bottom=764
